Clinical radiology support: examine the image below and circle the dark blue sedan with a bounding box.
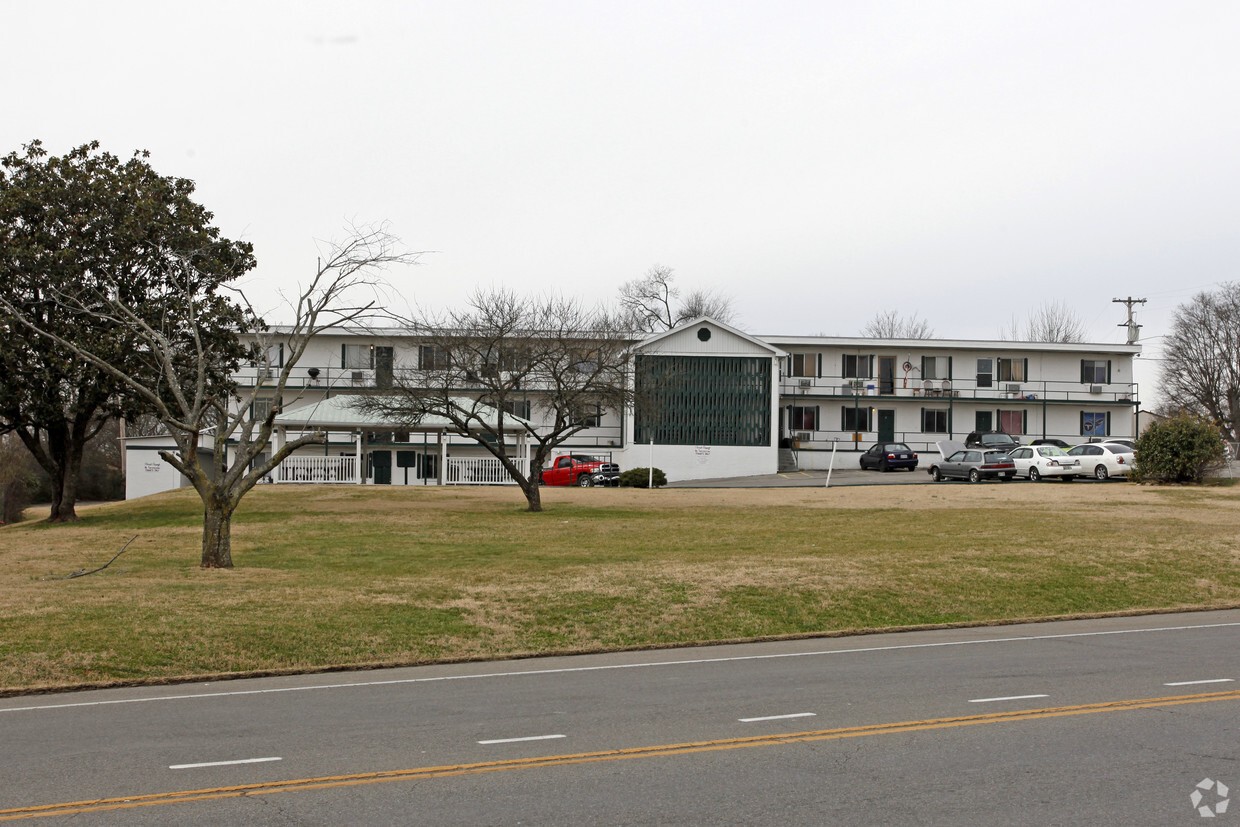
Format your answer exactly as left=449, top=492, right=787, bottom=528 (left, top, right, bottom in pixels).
left=859, top=442, right=919, bottom=472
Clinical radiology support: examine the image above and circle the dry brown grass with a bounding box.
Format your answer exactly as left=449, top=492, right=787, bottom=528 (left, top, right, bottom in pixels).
left=1, top=481, right=1238, bottom=694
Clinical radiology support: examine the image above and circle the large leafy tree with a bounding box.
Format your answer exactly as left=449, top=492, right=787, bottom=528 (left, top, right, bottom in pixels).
left=1161, top=282, right=1240, bottom=442
left=0, top=140, right=253, bottom=521
left=4, top=217, right=410, bottom=567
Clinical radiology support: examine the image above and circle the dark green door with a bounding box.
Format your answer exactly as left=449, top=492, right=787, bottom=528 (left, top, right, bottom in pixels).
left=371, top=450, right=392, bottom=485
left=877, top=409, right=896, bottom=443
left=375, top=347, right=394, bottom=389
left=975, top=411, right=993, bottom=432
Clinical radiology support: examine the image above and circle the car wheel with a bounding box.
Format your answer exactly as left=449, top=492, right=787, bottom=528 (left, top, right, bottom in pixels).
left=1094, top=464, right=1110, bottom=481
left=1028, top=467, right=1041, bottom=482
left=968, top=469, right=981, bottom=483
left=931, top=467, right=942, bottom=482
left=577, top=474, right=593, bottom=487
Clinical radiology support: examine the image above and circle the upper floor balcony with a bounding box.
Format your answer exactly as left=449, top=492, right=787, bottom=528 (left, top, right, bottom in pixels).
left=779, top=375, right=1138, bottom=405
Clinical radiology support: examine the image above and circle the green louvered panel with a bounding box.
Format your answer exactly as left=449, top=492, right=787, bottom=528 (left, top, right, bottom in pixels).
left=634, top=355, right=771, bottom=446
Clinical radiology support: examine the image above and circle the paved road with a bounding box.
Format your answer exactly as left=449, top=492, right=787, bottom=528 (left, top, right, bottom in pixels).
left=2, top=610, right=1237, bottom=824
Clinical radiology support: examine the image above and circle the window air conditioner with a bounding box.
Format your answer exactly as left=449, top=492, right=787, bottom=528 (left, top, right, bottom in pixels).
left=798, top=379, right=812, bottom=388
left=1005, top=384, right=1022, bottom=394
left=849, top=379, right=865, bottom=390
left=1089, top=384, right=1102, bottom=394
left=351, top=371, right=367, bottom=386
left=794, top=432, right=812, bottom=442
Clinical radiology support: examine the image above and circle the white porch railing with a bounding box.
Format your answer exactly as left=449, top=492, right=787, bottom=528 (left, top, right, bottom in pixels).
left=277, top=455, right=357, bottom=483
left=445, top=456, right=527, bottom=485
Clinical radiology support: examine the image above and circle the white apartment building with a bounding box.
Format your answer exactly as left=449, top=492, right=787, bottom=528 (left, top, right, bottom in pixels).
left=122, top=317, right=1141, bottom=497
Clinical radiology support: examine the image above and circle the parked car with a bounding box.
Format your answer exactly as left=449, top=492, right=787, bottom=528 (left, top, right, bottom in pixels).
left=540, top=454, right=620, bottom=486
left=1007, top=445, right=1082, bottom=481
left=1086, top=436, right=1135, bottom=448
left=928, top=449, right=1016, bottom=482
left=1066, top=443, right=1135, bottom=480
left=1028, top=438, right=1072, bottom=450
left=964, top=431, right=1020, bottom=452
left=859, top=442, right=919, bottom=472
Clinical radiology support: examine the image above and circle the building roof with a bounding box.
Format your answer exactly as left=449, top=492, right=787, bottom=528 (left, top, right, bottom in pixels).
left=759, top=333, right=1141, bottom=355
left=273, top=394, right=531, bottom=432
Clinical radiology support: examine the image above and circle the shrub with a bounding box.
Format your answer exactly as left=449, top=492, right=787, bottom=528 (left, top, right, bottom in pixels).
left=618, top=467, right=668, bottom=488
left=1133, top=413, right=1227, bottom=484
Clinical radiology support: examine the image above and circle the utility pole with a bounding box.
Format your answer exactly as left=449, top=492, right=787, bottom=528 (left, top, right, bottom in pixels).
left=1113, top=296, right=1146, bottom=344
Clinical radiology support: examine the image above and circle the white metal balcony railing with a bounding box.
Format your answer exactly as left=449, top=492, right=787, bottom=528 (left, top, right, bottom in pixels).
left=276, top=455, right=358, bottom=483
left=779, top=376, right=1138, bottom=403
left=445, top=456, right=527, bottom=486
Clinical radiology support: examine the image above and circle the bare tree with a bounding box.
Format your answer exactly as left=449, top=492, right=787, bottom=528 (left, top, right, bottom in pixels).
left=356, top=288, right=637, bottom=512
left=1, top=227, right=415, bottom=567
left=618, top=265, right=736, bottom=332
left=1000, top=300, right=1088, bottom=343
left=861, top=310, right=934, bottom=339
left=1161, top=282, right=1240, bottom=442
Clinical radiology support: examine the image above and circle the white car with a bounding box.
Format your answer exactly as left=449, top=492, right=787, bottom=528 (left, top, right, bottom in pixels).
left=1007, top=445, right=1082, bottom=481
left=1066, top=443, right=1136, bottom=480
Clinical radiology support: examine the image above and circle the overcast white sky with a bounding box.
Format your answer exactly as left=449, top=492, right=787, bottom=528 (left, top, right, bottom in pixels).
left=7, top=1, right=1240, bottom=403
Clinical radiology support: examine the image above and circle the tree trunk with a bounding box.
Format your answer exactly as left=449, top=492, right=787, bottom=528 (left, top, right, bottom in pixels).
left=520, top=479, right=543, bottom=512
left=201, top=502, right=235, bottom=568
left=46, top=464, right=79, bottom=523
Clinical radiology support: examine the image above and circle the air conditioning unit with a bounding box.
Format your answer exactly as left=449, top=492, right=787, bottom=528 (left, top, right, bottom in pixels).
left=351, top=371, right=367, bottom=386
left=849, top=379, right=865, bottom=390
left=798, top=379, right=812, bottom=388
left=1005, top=384, right=1022, bottom=394
left=794, top=432, right=812, bottom=442
left=1089, top=384, right=1102, bottom=394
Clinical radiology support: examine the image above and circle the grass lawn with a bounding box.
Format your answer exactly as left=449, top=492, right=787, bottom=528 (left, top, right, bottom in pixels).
left=1, top=481, right=1238, bottom=694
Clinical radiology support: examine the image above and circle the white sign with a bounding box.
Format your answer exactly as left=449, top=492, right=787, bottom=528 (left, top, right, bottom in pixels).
left=694, top=446, right=711, bottom=465
left=144, top=462, right=162, bottom=472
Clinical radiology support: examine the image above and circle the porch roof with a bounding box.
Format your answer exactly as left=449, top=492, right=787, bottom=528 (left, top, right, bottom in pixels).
left=273, top=394, right=531, bottom=433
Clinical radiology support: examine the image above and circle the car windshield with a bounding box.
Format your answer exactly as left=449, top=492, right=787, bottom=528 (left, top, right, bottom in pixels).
left=570, top=455, right=602, bottom=463
left=982, top=434, right=1017, bottom=446
left=886, top=443, right=911, bottom=452
left=1103, top=445, right=1132, bottom=454
left=1038, top=446, right=1068, bottom=457
left=983, top=451, right=1010, bottom=463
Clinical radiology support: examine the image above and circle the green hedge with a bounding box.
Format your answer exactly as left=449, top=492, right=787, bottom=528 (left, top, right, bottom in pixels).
left=618, top=467, right=668, bottom=488
left=1134, top=413, right=1226, bottom=484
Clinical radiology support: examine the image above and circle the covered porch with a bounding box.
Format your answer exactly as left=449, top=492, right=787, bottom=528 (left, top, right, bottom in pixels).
left=271, top=395, right=532, bottom=486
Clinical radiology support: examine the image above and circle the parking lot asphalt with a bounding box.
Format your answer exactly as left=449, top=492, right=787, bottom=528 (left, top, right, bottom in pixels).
left=666, top=460, right=1240, bottom=488
left=667, top=467, right=937, bottom=488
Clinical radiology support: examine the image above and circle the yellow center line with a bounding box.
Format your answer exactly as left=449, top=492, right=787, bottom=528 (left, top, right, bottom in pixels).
left=3, top=689, right=1237, bottom=820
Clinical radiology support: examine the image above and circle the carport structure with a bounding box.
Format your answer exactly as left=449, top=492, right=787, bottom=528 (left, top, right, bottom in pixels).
left=271, top=394, right=532, bottom=485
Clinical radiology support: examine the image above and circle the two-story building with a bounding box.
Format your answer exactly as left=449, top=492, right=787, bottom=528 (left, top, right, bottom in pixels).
left=122, top=317, right=1141, bottom=497
left=765, top=334, right=1140, bottom=470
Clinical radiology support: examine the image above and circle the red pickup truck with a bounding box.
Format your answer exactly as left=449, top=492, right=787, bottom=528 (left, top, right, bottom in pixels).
left=540, top=454, right=621, bottom=487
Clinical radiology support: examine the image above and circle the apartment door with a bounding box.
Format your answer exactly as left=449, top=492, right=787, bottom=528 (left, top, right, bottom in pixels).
left=975, top=411, right=993, bottom=432
left=375, top=346, right=394, bottom=390
left=878, top=356, right=896, bottom=395
left=877, top=409, right=896, bottom=442
left=370, top=450, right=392, bottom=485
